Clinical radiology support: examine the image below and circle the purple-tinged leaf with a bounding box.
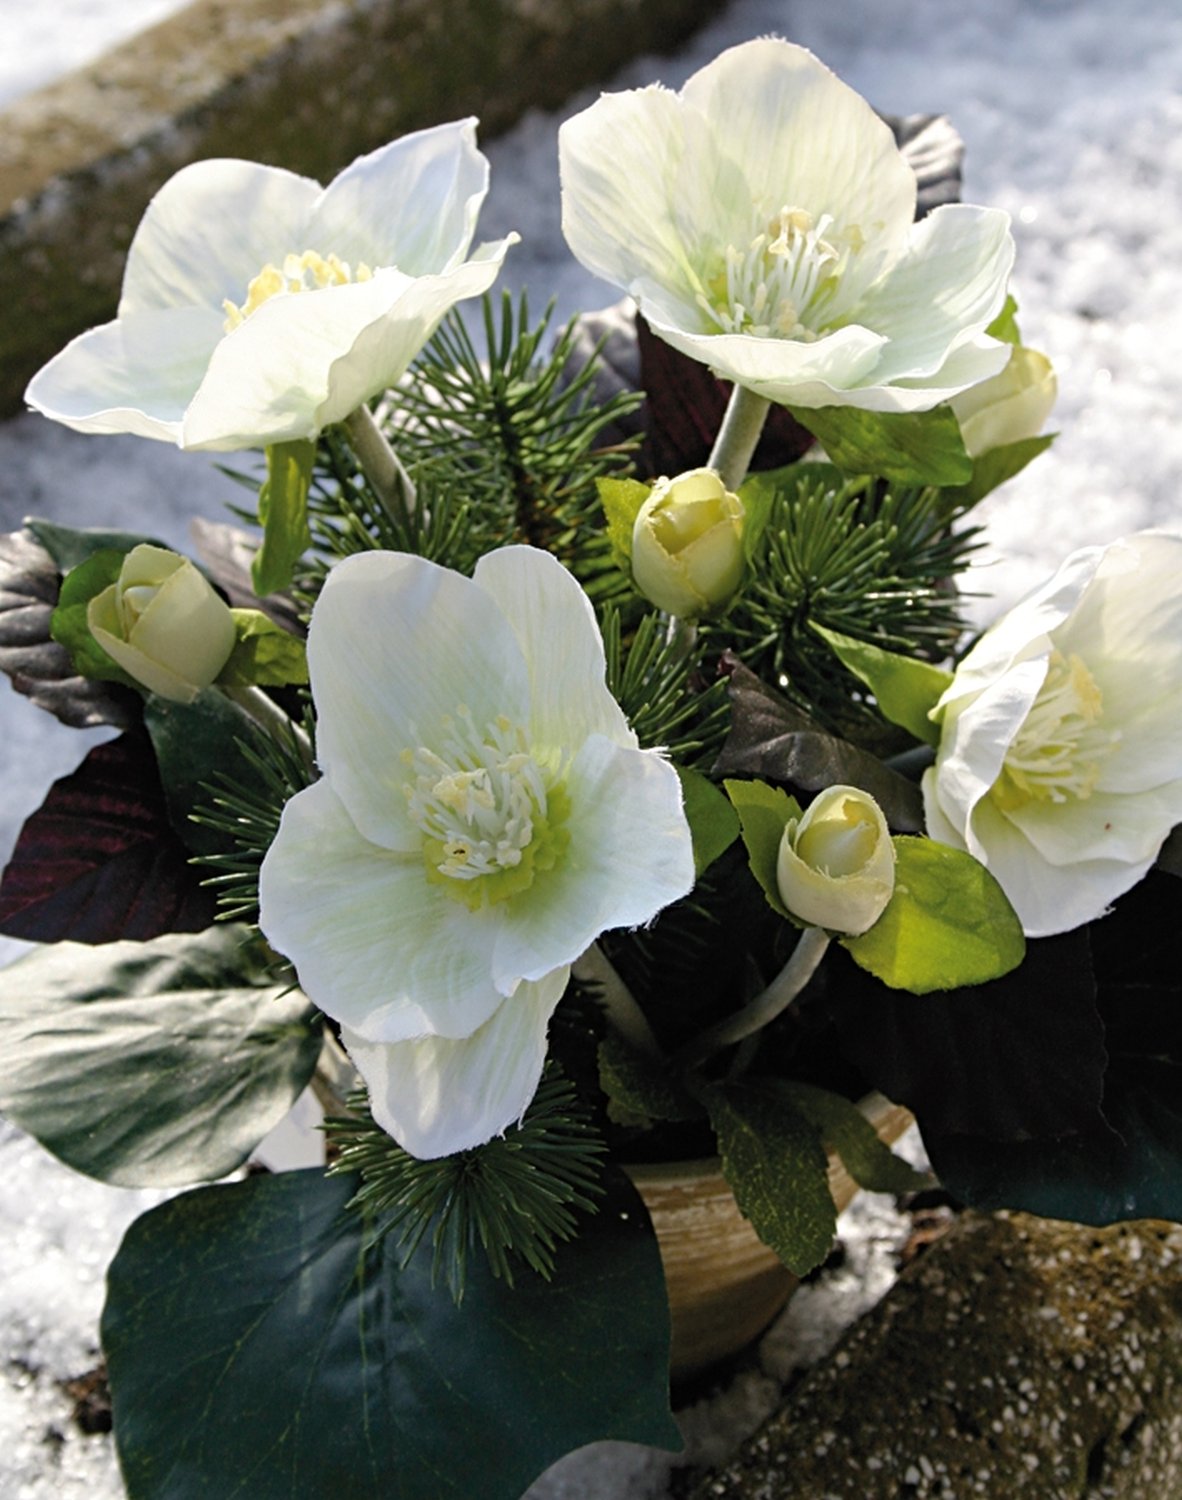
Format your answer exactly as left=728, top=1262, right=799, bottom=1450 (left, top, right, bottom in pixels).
left=0, top=732, right=216, bottom=943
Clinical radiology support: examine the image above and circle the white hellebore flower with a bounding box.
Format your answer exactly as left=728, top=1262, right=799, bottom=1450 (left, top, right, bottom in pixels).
left=559, top=39, right=1014, bottom=413
left=950, top=344, right=1057, bottom=458
left=258, top=545, right=695, bottom=1159
left=88, top=543, right=236, bottom=703
left=26, top=121, right=516, bottom=451
left=776, top=785, right=895, bottom=936
left=923, top=530, right=1182, bottom=938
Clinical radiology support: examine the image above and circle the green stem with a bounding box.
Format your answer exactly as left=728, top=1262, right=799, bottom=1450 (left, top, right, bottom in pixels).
left=572, top=942, right=664, bottom=1061
left=707, top=384, right=772, bottom=492
left=342, top=404, right=416, bottom=522
left=680, top=926, right=830, bottom=1066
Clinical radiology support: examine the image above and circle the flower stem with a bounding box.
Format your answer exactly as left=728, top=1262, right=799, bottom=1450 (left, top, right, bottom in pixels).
left=342, top=404, right=416, bottom=522
left=680, top=926, right=830, bottom=1066
left=573, top=942, right=664, bottom=1061
left=707, top=384, right=772, bottom=492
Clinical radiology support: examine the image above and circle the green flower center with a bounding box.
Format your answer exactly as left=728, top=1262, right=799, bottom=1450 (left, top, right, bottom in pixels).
left=403, top=710, right=570, bottom=911
left=990, top=651, right=1121, bottom=811
left=696, top=207, right=863, bottom=340
left=222, top=249, right=374, bottom=332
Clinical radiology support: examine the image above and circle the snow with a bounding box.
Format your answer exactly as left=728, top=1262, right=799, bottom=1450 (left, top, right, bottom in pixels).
left=3, top=0, right=1182, bottom=1494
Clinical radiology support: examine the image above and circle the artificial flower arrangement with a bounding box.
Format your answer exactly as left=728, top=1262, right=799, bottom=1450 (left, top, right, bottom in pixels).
left=0, top=37, right=1179, bottom=1500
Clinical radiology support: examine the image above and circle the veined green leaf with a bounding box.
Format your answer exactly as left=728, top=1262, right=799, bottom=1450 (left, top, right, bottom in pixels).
left=812, top=623, right=950, bottom=746
left=723, top=777, right=801, bottom=919
left=676, top=765, right=740, bottom=876
left=219, top=608, right=308, bottom=687
left=786, top=403, right=972, bottom=487
left=252, top=439, right=315, bottom=596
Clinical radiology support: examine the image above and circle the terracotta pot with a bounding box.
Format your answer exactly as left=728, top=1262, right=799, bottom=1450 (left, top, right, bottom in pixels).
left=624, top=1095, right=915, bottom=1378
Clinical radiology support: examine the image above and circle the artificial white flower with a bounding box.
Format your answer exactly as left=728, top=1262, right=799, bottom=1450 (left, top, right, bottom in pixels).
left=258, top=545, right=695, bottom=1158
left=631, top=467, right=745, bottom=617
left=26, top=121, right=516, bottom=451
left=950, top=344, right=1057, bottom=457
left=776, top=785, right=896, bottom=936
left=923, top=530, right=1182, bottom=937
left=559, top=39, right=1014, bottom=413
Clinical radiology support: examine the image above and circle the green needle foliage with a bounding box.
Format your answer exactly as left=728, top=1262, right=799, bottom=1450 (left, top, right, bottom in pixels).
left=324, top=1068, right=607, bottom=1303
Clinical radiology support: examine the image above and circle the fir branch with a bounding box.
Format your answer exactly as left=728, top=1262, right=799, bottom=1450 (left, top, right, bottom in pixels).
left=324, top=1069, right=607, bottom=1303
left=603, top=607, right=729, bottom=769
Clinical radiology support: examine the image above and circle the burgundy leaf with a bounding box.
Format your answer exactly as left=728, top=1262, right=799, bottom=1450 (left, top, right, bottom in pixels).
left=0, top=526, right=138, bottom=730
left=0, top=733, right=217, bottom=943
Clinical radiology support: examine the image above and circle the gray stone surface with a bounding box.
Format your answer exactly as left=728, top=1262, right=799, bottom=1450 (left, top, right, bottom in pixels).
left=691, top=1212, right=1182, bottom=1499
left=0, top=0, right=718, bottom=415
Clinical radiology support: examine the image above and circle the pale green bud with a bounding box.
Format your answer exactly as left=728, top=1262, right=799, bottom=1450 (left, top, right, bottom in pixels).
left=951, top=344, right=1057, bottom=459
left=630, top=467, right=745, bottom=618
left=87, top=544, right=237, bottom=703
left=776, top=784, right=895, bottom=935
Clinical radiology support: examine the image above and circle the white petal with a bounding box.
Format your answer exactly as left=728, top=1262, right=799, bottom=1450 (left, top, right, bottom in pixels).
left=342, top=967, right=568, bottom=1159
left=118, top=159, right=322, bottom=317
left=24, top=309, right=219, bottom=443
left=852, top=206, right=1015, bottom=385
left=308, top=119, right=488, bottom=276
left=258, top=778, right=506, bottom=1043
left=679, top=40, right=915, bottom=265
left=1005, top=783, right=1182, bottom=868
left=472, top=546, right=635, bottom=750
left=490, top=735, right=694, bottom=989
left=308, top=551, right=530, bottom=851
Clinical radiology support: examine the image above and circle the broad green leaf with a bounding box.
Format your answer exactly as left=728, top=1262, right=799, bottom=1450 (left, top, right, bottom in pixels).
left=218, top=608, right=308, bottom=687
left=27, top=518, right=164, bottom=574
left=676, top=765, right=740, bottom=877
left=598, top=1029, right=701, bottom=1128
left=703, top=1082, right=836, bottom=1276
left=779, top=1082, right=927, bottom=1194
left=986, top=294, right=1021, bottom=345
left=103, top=1167, right=680, bottom=1500
left=723, top=777, right=801, bottom=919
left=597, top=475, right=651, bottom=570
left=786, top=403, right=973, bottom=487
left=252, top=439, right=315, bottom=596
left=50, top=548, right=138, bottom=686
left=941, top=431, right=1056, bottom=507
left=0, top=927, right=321, bottom=1186
left=143, top=687, right=273, bottom=856
left=812, top=624, right=950, bottom=747
left=843, top=837, right=1025, bottom=993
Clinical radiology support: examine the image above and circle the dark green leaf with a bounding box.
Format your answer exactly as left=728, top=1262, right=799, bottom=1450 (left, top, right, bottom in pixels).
left=50, top=548, right=139, bottom=687
left=676, top=765, right=740, bottom=877
left=598, top=1029, right=701, bottom=1128
left=252, top=439, right=315, bottom=596
left=27, top=518, right=164, bottom=573
left=0, top=926, right=321, bottom=1186
left=717, top=663, right=925, bottom=832
left=786, top=403, right=972, bottom=487
left=779, top=1082, right=927, bottom=1194
left=103, top=1167, right=679, bottom=1500
left=843, top=837, right=1025, bottom=993
left=218, top=609, right=308, bottom=687
left=941, top=432, right=1055, bottom=507
left=703, top=1081, right=836, bottom=1276
left=811, top=624, right=949, bottom=746
left=723, top=776, right=800, bottom=919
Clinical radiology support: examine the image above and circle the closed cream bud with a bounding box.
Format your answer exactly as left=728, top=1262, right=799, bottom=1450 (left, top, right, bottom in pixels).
left=630, top=467, right=745, bottom=618
left=87, top=544, right=237, bottom=703
left=776, top=784, right=895, bottom=935
left=951, top=345, right=1057, bottom=459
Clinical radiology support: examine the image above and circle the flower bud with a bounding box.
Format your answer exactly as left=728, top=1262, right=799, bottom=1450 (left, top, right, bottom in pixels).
left=776, top=785, right=895, bottom=935
left=630, top=467, right=745, bottom=618
left=87, top=544, right=237, bottom=703
left=950, top=345, right=1057, bottom=459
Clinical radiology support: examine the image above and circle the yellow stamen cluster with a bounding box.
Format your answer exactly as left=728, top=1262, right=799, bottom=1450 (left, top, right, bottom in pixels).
left=222, top=250, right=374, bottom=332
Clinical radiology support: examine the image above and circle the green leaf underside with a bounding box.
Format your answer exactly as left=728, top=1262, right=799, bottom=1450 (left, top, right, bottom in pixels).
left=252, top=439, right=315, bottom=597
left=676, top=765, right=741, bottom=877
left=218, top=609, right=308, bottom=687
left=812, top=624, right=950, bottom=747
left=102, top=1168, right=679, bottom=1500
left=786, top=403, right=972, bottom=487
left=597, top=475, right=651, bottom=570
left=723, top=777, right=801, bottom=920
left=50, top=549, right=139, bottom=687
left=0, top=927, right=321, bottom=1186
left=779, top=1082, right=926, bottom=1194
left=843, top=837, right=1025, bottom=993
left=704, top=1082, right=836, bottom=1277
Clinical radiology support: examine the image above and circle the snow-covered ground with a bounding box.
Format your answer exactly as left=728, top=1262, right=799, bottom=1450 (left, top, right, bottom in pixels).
left=2, top=0, right=1181, bottom=1494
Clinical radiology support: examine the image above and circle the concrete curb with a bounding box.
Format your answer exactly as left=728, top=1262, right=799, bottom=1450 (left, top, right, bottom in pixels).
left=0, top=0, right=718, bottom=416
